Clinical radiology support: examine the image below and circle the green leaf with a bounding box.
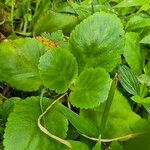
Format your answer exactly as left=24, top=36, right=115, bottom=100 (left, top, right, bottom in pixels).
left=138, top=74, right=150, bottom=86
left=124, top=32, right=144, bottom=75
left=118, top=65, right=140, bottom=95
left=138, top=61, right=150, bottom=86
left=110, top=141, right=123, bottom=150
left=69, top=12, right=124, bottom=72
left=4, top=97, right=68, bottom=150
left=92, top=140, right=101, bottom=150
left=126, top=16, right=150, bottom=31
left=58, top=103, right=99, bottom=137
left=80, top=90, right=147, bottom=138
left=38, top=48, right=78, bottom=93
left=66, top=140, right=89, bottom=150
left=131, top=96, right=150, bottom=113
left=145, top=61, right=150, bottom=75
left=2, top=97, right=21, bottom=123
left=143, top=103, right=150, bottom=113
left=131, top=95, right=143, bottom=103
left=141, top=97, right=150, bottom=113
left=0, top=38, right=48, bottom=91
left=69, top=68, right=112, bottom=109
left=34, top=11, right=79, bottom=35
left=114, top=0, right=149, bottom=8
left=140, top=35, right=150, bottom=44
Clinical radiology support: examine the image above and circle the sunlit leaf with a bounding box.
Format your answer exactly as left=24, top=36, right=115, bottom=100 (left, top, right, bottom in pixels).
left=4, top=97, right=68, bottom=150
left=69, top=12, right=124, bottom=72
left=0, top=38, right=48, bottom=91
left=39, top=48, right=78, bottom=93
left=118, top=65, right=140, bottom=95
left=80, top=90, right=147, bottom=138
left=126, top=16, right=150, bottom=31
left=70, top=68, right=112, bottom=108
left=140, top=35, right=150, bottom=44
left=124, top=32, right=144, bottom=75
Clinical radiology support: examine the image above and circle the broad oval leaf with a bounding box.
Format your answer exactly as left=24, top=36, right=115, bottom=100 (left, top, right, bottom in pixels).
left=38, top=48, right=78, bottom=93
left=34, top=11, right=79, bottom=35
left=4, top=97, right=68, bottom=150
left=0, top=38, right=48, bottom=91
left=69, top=12, right=124, bottom=72
left=69, top=68, right=112, bottom=109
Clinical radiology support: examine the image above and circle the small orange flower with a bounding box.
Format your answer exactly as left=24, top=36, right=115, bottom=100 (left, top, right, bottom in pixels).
left=36, top=36, right=59, bottom=48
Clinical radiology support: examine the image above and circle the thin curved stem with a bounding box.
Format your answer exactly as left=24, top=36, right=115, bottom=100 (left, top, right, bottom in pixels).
left=81, top=132, right=143, bottom=142
left=38, top=93, right=72, bottom=149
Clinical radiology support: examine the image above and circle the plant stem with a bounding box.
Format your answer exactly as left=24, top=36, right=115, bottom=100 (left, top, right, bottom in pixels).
left=81, top=132, right=143, bottom=142
left=37, top=93, right=72, bottom=149
left=100, top=75, right=117, bottom=135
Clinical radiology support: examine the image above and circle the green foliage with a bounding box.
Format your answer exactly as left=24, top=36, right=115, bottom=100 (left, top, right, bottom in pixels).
left=92, top=140, right=101, bottom=150
left=38, top=48, right=78, bottom=93
left=2, top=97, right=21, bottom=123
left=34, top=11, right=79, bottom=35
left=69, top=12, right=124, bottom=72
left=118, top=65, right=140, bottom=95
left=0, top=38, right=48, bottom=91
left=4, top=97, right=68, bottom=150
left=1, top=1, right=150, bottom=149
left=126, top=15, right=150, bottom=31
left=70, top=68, right=112, bottom=108
left=67, top=140, right=89, bottom=150
left=124, top=32, right=144, bottom=75
left=80, top=90, right=147, bottom=138
left=114, top=0, right=149, bottom=9
left=58, top=103, right=99, bottom=137
left=140, top=35, right=150, bottom=44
